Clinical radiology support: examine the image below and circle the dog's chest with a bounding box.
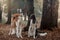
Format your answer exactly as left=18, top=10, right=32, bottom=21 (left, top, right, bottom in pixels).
left=11, top=22, right=16, bottom=28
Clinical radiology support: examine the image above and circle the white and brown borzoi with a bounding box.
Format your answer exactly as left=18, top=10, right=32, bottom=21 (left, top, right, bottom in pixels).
left=9, top=13, right=26, bottom=38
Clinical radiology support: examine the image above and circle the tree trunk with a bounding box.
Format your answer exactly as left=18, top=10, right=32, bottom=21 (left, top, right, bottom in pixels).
left=0, top=9, right=2, bottom=23
left=6, top=11, right=11, bottom=24
left=6, top=0, right=11, bottom=24
left=24, top=0, right=27, bottom=21
left=24, top=0, right=34, bottom=31
left=40, top=0, right=59, bottom=30
left=52, top=0, right=59, bottom=27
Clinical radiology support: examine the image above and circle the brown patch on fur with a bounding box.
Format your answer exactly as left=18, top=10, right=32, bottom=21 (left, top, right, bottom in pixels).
left=11, top=13, right=20, bottom=28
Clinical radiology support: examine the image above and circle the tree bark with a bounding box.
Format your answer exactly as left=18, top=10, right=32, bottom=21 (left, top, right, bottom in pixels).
left=24, top=0, right=27, bottom=21
left=40, top=0, right=59, bottom=30
left=24, top=0, right=34, bottom=31
left=52, top=0, right=59, bottom=27
left=6, top=11, right=11, bottom=24
left=6, top=0, right=11, bottom=24
left=0, top=9, right=2, bottom=23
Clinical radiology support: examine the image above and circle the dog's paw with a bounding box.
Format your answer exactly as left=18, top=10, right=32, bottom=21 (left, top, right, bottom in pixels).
left=28, top=35, right=30, bottom=37
left=17, top=35, right=20, bottom=38
left=33, top=36, right=36, bottom=39
left=20, top=36, right=23, bottom=39
left=8, top=33, right=10, bottom=35
left=11, top=32, right=15, bottom=35
left=19, top=35, right=23, bottom=38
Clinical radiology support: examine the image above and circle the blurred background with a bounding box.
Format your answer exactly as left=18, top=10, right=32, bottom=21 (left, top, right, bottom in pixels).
left=0, top=0, right=60, bottom=40
left=0, top=0, right=43, bottom=24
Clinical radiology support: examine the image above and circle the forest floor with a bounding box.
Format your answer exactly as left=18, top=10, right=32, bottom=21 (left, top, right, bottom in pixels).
left=0, top=24, right=60, bottom=40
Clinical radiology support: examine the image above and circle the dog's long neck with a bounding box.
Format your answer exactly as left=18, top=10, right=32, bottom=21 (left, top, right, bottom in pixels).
left=16, top=15, right=25, bottom=25
left=30, top=19, right=33, bottom=25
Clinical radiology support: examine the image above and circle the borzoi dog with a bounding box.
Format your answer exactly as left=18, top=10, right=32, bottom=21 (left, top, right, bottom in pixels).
left=15, top=14, right=25, bottom=38
left=9, top=14, right=19, bottom=35
left=9, top=13, right=25, bottom=38
left=28, top=14, right=37, bottom=39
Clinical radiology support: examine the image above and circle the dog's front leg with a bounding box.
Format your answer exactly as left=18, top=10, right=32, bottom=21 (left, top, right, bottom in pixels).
left=28, top=26, right=31, bottom=37
left=16, top=26, right=19, bottom=38
left=19, top=27, right=23, bottom=38
left=11, top=28, right=15, bottom=35
left=33, top=28, right=36, bottom=39
left=8, top=28, right=12, bottom=35
left=16, top=22, right=19, bottom=38
left=33, top=27, right=36, bottom=39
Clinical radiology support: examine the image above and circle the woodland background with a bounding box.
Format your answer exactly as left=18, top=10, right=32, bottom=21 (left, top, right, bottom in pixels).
left=0, top=0, right=60, bottom=40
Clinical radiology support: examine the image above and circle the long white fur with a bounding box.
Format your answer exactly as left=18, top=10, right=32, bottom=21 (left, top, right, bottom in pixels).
left=15, top=15, right=24, bottom=38
left=9, top=20, right=16, bottom=35
left=9, top=14, right=28, bottom=38
left=28, top=19, right=36, bottom=39
left=9, top=14, right=25, bottom=38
